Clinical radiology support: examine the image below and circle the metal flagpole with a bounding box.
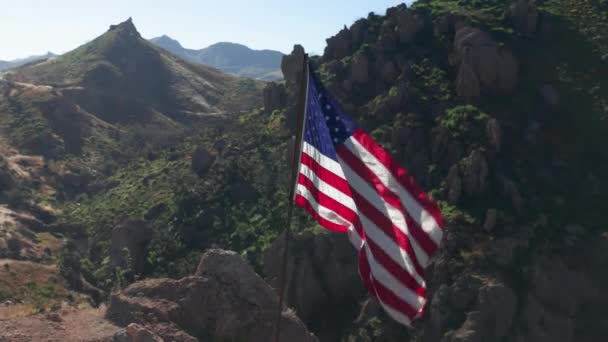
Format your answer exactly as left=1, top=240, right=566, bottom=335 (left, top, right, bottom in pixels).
left=273, top=54, right=309, bottom=342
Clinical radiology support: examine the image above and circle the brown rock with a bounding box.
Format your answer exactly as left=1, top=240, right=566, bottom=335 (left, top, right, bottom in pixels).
left=108, top=249, right=317, bottom=342
left=452, top=27, right=519, bottom=98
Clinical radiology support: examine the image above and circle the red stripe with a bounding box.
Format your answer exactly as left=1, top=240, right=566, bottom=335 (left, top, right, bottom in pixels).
left=358, top=247, right=376, bottom=296
left=370, top=276, right=419, bottom=319
left=301, top=152, right=351, bottom=196
left=352, top=129, right=444, bottom=229
left=298, top=174, right=358, bottom=223
left=337, top=145, right=438, bottom=259
left=365, top=238, right=427, bottom=298
left=337, top=148, right=425, bottom=277
left=295, top=194, right=348, bottom=233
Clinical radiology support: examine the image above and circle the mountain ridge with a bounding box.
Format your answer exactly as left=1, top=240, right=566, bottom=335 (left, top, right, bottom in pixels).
left=0, top=52, right=56, bottom=72
left=149, top=35, right=283, bottom=80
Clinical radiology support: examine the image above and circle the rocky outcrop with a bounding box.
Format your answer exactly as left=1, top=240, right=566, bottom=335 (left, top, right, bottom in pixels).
left=451, top=27, right=519, bottom=99
left=263, top=232, right=364, bottom=341
left=263, top=82, right=287, bottom=113
left=107, top=249, right=317, bottom=342
left=396, top=10, right=426, bottom=44
left=109, top=219, right=150, bottom=274
left=324, top=26, right=353, bottom=61
left=445, top=150, right=489, bottom=202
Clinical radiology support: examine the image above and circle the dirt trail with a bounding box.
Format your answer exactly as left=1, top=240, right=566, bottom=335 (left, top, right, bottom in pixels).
left=0, top=305, right=120, bottom=342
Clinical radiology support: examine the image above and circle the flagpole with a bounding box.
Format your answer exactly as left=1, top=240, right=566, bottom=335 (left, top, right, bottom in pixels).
left=273, top=53, right=309, bottom=342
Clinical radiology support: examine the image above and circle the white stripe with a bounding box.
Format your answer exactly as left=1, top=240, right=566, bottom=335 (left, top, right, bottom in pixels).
left=359, top=246, right=414, bottom=326
left=301, top=142, right=346, bottom=179
left=296, top=184, right=353, bottom=228
left=359, top=213, right=425, bottom=285
left=347, top=226, right=364, bottom=250
left=363, top=243, right=425, bottom=310
left=345, top=137, right=443, bottom=246
left=338, top=155, right=430, bottom=268
left=298, top=164, right=363, bottom=248
left=299, top=163, right=356, bottom=211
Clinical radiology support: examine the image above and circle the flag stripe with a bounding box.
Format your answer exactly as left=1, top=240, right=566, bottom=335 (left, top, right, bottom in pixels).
left=352, top=129, right=444, bottom=237
left=337, top=146, right=430, bottom=270
left=295, top=189, right=349, bottom=233
left=340, top=140, right=438, bottom=263
left=363, top=245, right=425, bottom=310
left=302, top=142, right=346, bottom=179
left=364, top=237, right=426, bottom=297
left=298, top=174, right=358, bottom=223
left=298, top=162, right=355, bottom=210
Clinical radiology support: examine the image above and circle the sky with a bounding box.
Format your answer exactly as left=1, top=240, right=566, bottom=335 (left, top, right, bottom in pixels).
left=0, top=0, right=413, bottom=61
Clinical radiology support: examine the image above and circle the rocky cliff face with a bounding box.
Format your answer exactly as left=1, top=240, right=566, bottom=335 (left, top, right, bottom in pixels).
left=274, top=1, right=608, bottom=341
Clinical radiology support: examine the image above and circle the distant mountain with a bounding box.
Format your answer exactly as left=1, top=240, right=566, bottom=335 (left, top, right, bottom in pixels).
left=2, top=18, right=263, bottom=160
left=0, top=52, right=56, bottom=71
left=150, top=35, right=283, bottom=80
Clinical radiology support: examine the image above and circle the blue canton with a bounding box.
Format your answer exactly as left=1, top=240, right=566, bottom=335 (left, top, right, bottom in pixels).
left=303, top=65, right=358, bottom=161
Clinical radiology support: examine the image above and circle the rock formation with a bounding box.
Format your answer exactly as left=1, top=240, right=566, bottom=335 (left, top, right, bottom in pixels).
left=107, top=249, right=318, bottom=342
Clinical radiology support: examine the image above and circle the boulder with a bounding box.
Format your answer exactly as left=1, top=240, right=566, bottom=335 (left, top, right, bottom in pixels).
left=109, top=219, right=150, bottom=274
left=451, top=27, right=519, bottom=98
left=451, top=283, right=518, bottom=341
left=190, top=146, right=215, bottom=176
left=107, top=249, right=317, bottom=342
left=508, top=0, right=540, bottom=35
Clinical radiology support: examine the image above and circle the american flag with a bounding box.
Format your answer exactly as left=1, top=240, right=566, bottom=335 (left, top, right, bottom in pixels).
left=293, top=64, right=445, bottom=326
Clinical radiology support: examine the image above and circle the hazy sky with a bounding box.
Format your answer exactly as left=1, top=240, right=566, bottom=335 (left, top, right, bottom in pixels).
left=0, top=0, right=412, bottom=61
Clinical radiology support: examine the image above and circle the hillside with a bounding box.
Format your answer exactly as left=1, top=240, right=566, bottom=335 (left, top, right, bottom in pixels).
left=0, top=17, right=266, bottom=325
left=150, top=35, right=284, bottom=80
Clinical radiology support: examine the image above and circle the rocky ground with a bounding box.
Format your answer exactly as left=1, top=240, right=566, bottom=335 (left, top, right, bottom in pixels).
left=0, top=306, right=119, bottom=342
